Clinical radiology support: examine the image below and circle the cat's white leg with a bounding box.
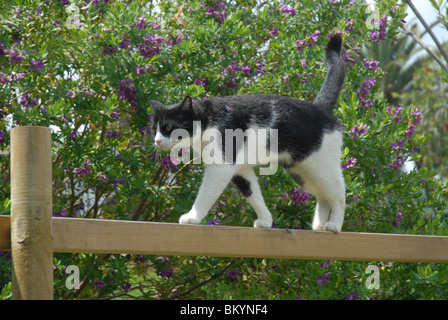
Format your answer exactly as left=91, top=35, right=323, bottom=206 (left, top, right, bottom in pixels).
left=233, top=166, right=273, bottom=228
left=295, top=131, right=345, bottom=232
left=310, top=171, right=345, bottom=232
left=312, top=198, right=330, bottom=231
left=179, top=164, right=241, bottom=225
left=323, top=187, right=345, bottom=232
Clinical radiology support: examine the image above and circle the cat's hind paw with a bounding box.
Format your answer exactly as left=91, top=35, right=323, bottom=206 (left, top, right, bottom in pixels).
left=254, top=219, right=272, bottom=228
left=179, top=213, right=201, bottom=225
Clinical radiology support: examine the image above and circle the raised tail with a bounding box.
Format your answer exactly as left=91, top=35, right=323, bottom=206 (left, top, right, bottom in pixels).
left=313, top=34, right=346, bottom=109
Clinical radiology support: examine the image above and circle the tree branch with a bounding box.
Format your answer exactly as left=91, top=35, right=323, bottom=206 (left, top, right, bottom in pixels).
left=403, top=0, right=448, bottom=64
left=401, top=24, right=448, bottom=74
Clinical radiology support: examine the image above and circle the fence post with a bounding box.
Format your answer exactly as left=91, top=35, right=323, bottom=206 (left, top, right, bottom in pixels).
left=10, top=126, right=53, bottom=300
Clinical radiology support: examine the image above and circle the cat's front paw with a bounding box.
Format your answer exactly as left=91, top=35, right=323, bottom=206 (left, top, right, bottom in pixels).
left=323, top=222, right=341, bottom=233
left=254, top=219, right=272, bottom=228
left=179, top=213, right=201, bottom=225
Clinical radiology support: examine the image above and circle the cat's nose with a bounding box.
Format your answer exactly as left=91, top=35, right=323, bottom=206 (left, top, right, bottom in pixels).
left=155, top=140, right=162, bottom=145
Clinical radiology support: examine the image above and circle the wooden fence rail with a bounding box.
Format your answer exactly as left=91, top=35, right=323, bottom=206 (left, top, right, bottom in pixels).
left=1, top=126, right=448, bottom=300
left=1, top=215, right=448, bottom=263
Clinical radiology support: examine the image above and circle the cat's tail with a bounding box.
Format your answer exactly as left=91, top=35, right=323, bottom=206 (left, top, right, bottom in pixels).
left=313, top=34, right=346, bottom=109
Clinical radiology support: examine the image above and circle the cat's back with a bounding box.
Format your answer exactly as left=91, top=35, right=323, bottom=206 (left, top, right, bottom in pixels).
left=203, top=94, right=334, bottom=124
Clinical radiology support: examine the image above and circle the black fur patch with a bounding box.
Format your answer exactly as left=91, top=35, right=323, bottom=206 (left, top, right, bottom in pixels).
left=232, top=175, right=252, bottom=198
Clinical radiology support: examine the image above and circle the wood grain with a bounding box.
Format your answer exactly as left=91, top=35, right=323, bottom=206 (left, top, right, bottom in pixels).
left=2, top=216, right=447, bottom=263
left=10, top=127, right=53, bottom=300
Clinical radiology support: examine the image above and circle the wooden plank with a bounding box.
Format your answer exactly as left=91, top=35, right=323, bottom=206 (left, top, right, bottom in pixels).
left=1, top=216, right=447, bottom=262
left=0, top=215, right=11, bottom=251
left=52, top=217, right=448, bottom=263
left=10, top=127, right=53, bottom=300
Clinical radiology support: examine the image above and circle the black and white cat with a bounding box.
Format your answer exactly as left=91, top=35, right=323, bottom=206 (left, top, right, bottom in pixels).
left=150, top=34, right=346, bottom=232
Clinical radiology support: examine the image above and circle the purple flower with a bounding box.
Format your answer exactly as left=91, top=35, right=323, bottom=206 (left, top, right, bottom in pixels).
left=68, top=130, right=77, bottom=139
left=370, top=16, right=388, bottom=43
left=349, top=124, right=369, bottom=139
left=405, top=124, right=416, bottom=138
left=93, top=279, right=105, bottom=289
left=0, top=72, right=25, bottom=84
left=139, top=126, right=151, bottom=136
left=288, top=187, right=309, bottom=206
left=410, top=110, right=422, bottom=125
left=110, top=110, right=121, bottom=120
left=5, top=44, right=27, bottom=64
left=356, top=78, right=376, bottom=108
left=0, top=42, right=5, bottom=56
left=119, top=33, right=130, bottom=49
left=203, top=1, right=228, bottom=24
left=0, top=251, right=12, bottom=260
left=160, top=156, right=178, bottom=170
left=320, top=260, right=335, bottom=269
left=387, top=106, right=402, bottom=123
left=391, top=141, right=403, bottom=150
left=393, top=212, right=404, bottom=226
left=106, top=130, right=120, bottom=139
left=255, top=60, right=266, bottom=76
left=226, top=76, right=238, bottom=89
left=30, top=59, right=44, bottom=71
left=308, top=30, right=321, bottom=48
left=296, top=39, right=306, bottom=51
left=268, top=27, right=279, bottom=38
left=160, top=267, right=174, bottom=278
left=0, top=131, right=4, bottom=144
left=53, top=210, right=67, bottom=217
left=226, top=269, right=242, bottom=282
left=317, top=273, right=330, bottom=285
left=363, top=59, right=380, bottom=72
left=165, top=32, right=186, bottom=46
left=113, top=178, right=126, bottom=187
left=344, top=19, right=354, bottom=33
left=280, top=3, right=296, bottom=16
left=121, top=283, right=131, bottom=291
left=300, top=59, right=308, bottom=69
left=136, top=66, right=146, bottom=74
left=138, top=34, right=164, bottom=59
left=67, top=90, right=76, bottom=98
left=19, top=92, right=38, bottom=110
left=117, top=78, right=137, bottom=108
left=341, top=50, right=355, bottom=65
left=208, top=220, right=220, bottom=225
left=194, top=78, right=209, bottom=87
left=74, top=158, right=92, bottom=177
left=131, top=254, right=145, bottom=263
left=342, top=157, right=360, bottom=170
left=224, top=60, right=239, bottom=75
left=102, top=44, right=118, bottom=56
left=150, top=22, right=161, bottom=30
left=389, top=153, right=405, bottom=171
left=241, top=65, right=251, bottom=75
left=345, top=291, right=358, bottom=300
left=133, top=16, right=146, bottom=30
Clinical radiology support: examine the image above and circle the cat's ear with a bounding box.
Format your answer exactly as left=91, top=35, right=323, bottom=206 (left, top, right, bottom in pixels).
left=178, top=96, right=193, bottom=112
left=150, top=100, right=165, bottom=113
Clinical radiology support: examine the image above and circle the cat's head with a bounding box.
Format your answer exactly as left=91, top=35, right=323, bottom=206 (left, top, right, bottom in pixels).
left=150, top=96, right=199, bottom=151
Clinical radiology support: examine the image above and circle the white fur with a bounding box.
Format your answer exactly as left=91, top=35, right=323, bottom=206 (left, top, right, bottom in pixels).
left=156, top=123, right=345, bottom=232
left=286, top=130, right=345, bottom=232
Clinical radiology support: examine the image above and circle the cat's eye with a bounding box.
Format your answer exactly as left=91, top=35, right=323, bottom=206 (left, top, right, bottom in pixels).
left=164, top=124, right=172, bottom=132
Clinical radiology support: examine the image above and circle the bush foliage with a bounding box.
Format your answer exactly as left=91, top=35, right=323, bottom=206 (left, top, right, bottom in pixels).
left=0, top=0, right=447, bottom=300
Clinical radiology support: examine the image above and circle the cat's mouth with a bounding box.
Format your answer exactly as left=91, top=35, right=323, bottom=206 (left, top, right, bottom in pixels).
left=155, top=143, right=172, bottom=152
left=155, top=139, right=176, bottom=152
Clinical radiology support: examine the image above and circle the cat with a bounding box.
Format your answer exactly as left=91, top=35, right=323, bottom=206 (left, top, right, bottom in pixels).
left=150, top=34, right=346, bottom=232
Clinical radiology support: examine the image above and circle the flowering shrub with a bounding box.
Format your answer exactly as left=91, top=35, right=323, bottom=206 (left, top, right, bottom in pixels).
left=1, top=0, right=447, bottom=300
